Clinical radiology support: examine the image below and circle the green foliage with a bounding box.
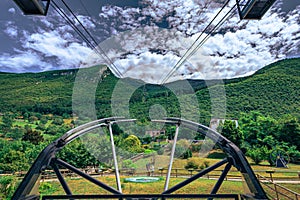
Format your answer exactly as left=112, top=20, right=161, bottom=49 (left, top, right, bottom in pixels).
left=174, top=145, right=186, bottom=158
left=122, top=159, right=137, bottom=169
left=0, top=58, right=298, bottom=175
left=52, top=116, right=64, bottom=125
left=166, top=139, right=192, bottom=159
left=157, top=147, right=164, bottom=155
left=0, top=58, right=299, bottom=122
left=199, top=161, right=210, bottom=170
left=39, top=182, right=60, bottom=195
left=184, top=159, right=198, bottom=170
left=0, top=139, right=46, bottom=172
left=144, top=149, right=155, bottom=154
left=238, top=111, right=300, bottom=164
left=141, top=134, right=152, bottom=144
left=191, top=143, right=202, bottom=152
left=0, top=115, right=13, bottom=134
left=5, top=126, right=24, bottom=140
left=0, top=149, right=29, bottom=172
left=285, top=146, right=300, bottom=163
left=207, top=151, right=227, bottom=159
left=122, top=135, right=142, bottom=153
left=0, top=176, right=17, bottom=199
left=217, top=120, right=243, bottom=148
left=246, top=146, right=268, bottom=165
left=151, top=143, right=161, bottom=151
left=225, top=58, right=300, bottom=119
left=182, top=149, right=192, bottom=159
left=28, top=116, right=38, bottom=123
left=58, top=139, right=99, bottom=168
left=277, top=115, right=300, bottom=150
left=22, top=128, right=44, bottom=145
left=45, top=124, right=70, bottom=137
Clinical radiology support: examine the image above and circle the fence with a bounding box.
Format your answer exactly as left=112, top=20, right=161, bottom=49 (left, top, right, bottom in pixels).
left=257, top=174, right=300, bottom=200
left=2, top=167, right=300, bottom=181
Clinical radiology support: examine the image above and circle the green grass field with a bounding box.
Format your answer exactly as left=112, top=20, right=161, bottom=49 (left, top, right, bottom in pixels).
left=38, top=174, right=299, bottom=198
left=40, top=176, right=245, bottom=196
left=37, top=154, right=300, bottom=197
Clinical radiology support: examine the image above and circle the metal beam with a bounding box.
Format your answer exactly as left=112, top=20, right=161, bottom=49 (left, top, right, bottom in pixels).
left=108, top=123, right=122, bottom=193
left=55, top=159, right=121, bottom=195
left=12, top=0, right=50, bottom=15
left=163, top=158, right=228, bottom=194
left=51, top=163, right=72, bottom=195
left=164, top=123, right=180, bottom=191
left=210, top=162, right=232, bottom=194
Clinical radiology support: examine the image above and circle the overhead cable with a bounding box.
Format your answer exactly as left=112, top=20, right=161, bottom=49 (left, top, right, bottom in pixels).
left=160, top=0, right=236, bottom=85
left=51, top=1, right=95, bottom=50
left=52, top=0, right=123, bottom=77
left=59, top=0, right=123, bottom=78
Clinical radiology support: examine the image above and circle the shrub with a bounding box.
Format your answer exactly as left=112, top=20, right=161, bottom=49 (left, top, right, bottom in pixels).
left=39, top=182, right=59, bottom=195
left=246, top=146, right=267, bottom=165
left=203, top=161, right=210, bottom=168
left=207, top=151, right=227, bottom=159
left=174, top=145, right=186, bottom=158
left=152, top=144, right=161, bottom=151
left=199, top=164, right=205, bottom=170
left=191, top=143, right=202, bottom=152
left=0, top=176, right=17, bottom=199
left=157, top=148, right=164, bottom=155
left=185, top=160, right=198, bottom=170
left=122, top=159, right=137, bottom=169
left=144, top=149, right=155, bottom=154
left=182, top=149, right=192, bottom=159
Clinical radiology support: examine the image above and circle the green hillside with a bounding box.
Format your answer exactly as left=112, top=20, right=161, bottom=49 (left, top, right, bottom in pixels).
left=0, top=58, right=299, bottom=122
left=225, top=58, right=300, bottom=118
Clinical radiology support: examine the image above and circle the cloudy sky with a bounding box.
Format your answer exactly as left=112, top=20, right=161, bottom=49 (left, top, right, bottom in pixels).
left=0, top=0, right=299, bottom=84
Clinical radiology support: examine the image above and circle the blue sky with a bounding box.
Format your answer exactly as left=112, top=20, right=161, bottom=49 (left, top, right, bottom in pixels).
left=0, top=0, right=299, bottom=83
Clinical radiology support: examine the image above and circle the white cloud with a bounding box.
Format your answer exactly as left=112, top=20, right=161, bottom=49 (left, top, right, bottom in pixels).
left=4, top=21, right=18, bottom=38
left=0, top=0, right=299, bottom=84
left=4, top=26, right=18, bottom=38
left=8, top=7, right=15, bottom=14
left=76, top=15, right=96, bottom=29
left=90, top=2, right=298, bottom=82
left=23, top=29, right=93, bottom=68
left=0, top=13, right=94, bottom=73
left=0, top=52, right=52, bottom=73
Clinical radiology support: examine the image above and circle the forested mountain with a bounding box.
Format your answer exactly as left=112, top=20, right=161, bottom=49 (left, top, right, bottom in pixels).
left=0, top=58, right=299, bottom=122
left=225, top=58, right=300, bottom=118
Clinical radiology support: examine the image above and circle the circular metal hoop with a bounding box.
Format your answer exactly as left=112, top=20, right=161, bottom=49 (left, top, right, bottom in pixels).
left=12, top=117, right=268, bottom=200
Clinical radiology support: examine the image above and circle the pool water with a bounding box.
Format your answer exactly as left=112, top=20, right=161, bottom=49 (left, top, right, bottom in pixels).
left=124, top=177, right=161, bottom=183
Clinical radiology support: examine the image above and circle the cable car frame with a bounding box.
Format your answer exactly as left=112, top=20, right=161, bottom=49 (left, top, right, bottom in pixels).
left=12, top=117, right=268, bottom=200
left=236, top=0, right=277, bottom=19
left=12, top=0, right=50, bottom=15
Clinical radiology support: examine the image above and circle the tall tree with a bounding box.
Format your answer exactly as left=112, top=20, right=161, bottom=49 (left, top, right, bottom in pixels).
left=22, top=128, right=44, bottom=145
left=217, top=120, right=243, bottom=148
left=277, top=115, right=300, bottom=150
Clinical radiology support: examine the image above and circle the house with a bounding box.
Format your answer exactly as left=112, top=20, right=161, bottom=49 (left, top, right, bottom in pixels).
left=145, top=130, right=165, bottom=138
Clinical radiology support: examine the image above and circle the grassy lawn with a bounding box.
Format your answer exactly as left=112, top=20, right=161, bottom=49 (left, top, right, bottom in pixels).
left=135, top=155, right=300, bottom=180
left=40, top=176, right=245, bottom=195
left=39, top=175, right=299, bottom=197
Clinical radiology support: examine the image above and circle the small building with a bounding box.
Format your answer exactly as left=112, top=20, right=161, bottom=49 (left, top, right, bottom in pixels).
left=145, top=130, right=165, bottom=138
left=209, top=118, right=238, bottom=131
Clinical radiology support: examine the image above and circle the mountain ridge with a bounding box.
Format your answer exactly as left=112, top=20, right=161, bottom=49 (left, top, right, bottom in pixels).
left=0, top=58, right=299, bottom=121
